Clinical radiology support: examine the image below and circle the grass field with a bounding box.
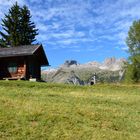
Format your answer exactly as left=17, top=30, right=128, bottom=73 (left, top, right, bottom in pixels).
left=0, top=81, right=140, bottom=140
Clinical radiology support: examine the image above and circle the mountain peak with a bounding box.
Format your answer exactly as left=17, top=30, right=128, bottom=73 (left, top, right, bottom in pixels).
left=103, top=57, right=116, bottom=65
left=62, top=60, right=79, bottom=67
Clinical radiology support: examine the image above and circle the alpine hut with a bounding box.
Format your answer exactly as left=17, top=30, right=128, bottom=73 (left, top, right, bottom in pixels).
left=0, top=44, right=49, bottom=80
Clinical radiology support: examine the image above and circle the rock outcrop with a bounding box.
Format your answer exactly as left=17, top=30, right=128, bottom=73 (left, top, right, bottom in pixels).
left=62, top=60, right=79, bottom=67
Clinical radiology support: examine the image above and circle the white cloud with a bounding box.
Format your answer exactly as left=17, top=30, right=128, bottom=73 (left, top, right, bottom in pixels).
left=47, top=30, right=85, bottom=39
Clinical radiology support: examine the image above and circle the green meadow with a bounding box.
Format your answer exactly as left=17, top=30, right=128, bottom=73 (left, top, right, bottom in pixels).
left=0, top=81, right=140, bottom=140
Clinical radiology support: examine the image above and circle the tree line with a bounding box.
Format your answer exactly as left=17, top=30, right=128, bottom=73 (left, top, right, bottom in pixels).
left=0, top=2, right=38, bottom=47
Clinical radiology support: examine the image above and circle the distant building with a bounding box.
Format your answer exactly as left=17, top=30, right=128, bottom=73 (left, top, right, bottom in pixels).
left=0, top=44, right=49, bottom=80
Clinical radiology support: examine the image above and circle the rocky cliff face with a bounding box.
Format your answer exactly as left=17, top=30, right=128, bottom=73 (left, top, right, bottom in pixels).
left=42, top=57, right=126, bottom=85
left=63, top=60, right=79, bottom=67
left=99, top=57, right=126, bottom=71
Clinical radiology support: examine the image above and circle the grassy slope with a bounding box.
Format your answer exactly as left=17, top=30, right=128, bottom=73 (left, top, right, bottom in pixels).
left=0, top=81, right=140, bottom=140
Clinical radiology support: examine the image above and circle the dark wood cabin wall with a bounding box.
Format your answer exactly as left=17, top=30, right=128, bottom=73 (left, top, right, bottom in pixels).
left=0, top=55, right=42, bottom=80
left=0, top=57, right=25, bottom=79
left=0, top=62, right=10, bottom=79
left=25, top=55, right=41, bottom=80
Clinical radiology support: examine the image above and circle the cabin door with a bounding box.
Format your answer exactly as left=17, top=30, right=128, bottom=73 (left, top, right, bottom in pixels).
left=28, top=63, right=35, bottom=78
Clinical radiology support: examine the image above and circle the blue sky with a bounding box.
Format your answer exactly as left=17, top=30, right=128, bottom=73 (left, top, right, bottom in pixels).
left=0, top=0, right=140, bottom=68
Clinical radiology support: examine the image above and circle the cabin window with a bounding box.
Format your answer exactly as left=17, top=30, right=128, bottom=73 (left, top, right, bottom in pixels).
left=8, top=63, right=18, bottom=73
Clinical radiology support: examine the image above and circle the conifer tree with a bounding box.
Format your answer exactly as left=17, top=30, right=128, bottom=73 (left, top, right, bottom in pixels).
left=20, top=5, right=38, bottom=45
left=0, top=2, right=21, bottom=47
left=0, top=2, right=38, bottom=47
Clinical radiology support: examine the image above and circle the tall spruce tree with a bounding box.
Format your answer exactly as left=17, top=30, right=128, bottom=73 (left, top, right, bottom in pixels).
left=0, top=2, right=38, bottom=47
left=20, top=5, right=38, bottom=45
left=0, top=2, right=21, bottom=47
left=125, top=20, right=140, bottom=83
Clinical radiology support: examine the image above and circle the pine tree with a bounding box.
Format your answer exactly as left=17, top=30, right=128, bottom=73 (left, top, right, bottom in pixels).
left=20, top=5, right=38, bottom=45
left=125, top=20, right=140, bottom=83
left=0, top=2, right=38, bottom=47
left=0, top=2, right=21, bottom=47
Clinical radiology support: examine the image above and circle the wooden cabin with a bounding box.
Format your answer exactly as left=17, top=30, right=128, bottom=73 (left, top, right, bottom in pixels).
left=0, top=44, right=49, bottom=80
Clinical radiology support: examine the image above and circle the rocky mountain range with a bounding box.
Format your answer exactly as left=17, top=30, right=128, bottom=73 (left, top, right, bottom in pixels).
left=42, top=57, right=126, bottom=85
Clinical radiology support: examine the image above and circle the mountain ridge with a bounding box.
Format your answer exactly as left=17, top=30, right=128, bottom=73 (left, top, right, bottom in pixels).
left=42, top=57, right=126, bottom=85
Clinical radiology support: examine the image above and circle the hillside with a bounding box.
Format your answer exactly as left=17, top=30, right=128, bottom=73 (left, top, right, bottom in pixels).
left=0, top=81, right=140, bottom=140
left=42, top=57, right=126, bottom=85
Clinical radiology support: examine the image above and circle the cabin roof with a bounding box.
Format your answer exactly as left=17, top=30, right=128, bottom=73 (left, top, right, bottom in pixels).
left=0, top=45, right=49, bottom=66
